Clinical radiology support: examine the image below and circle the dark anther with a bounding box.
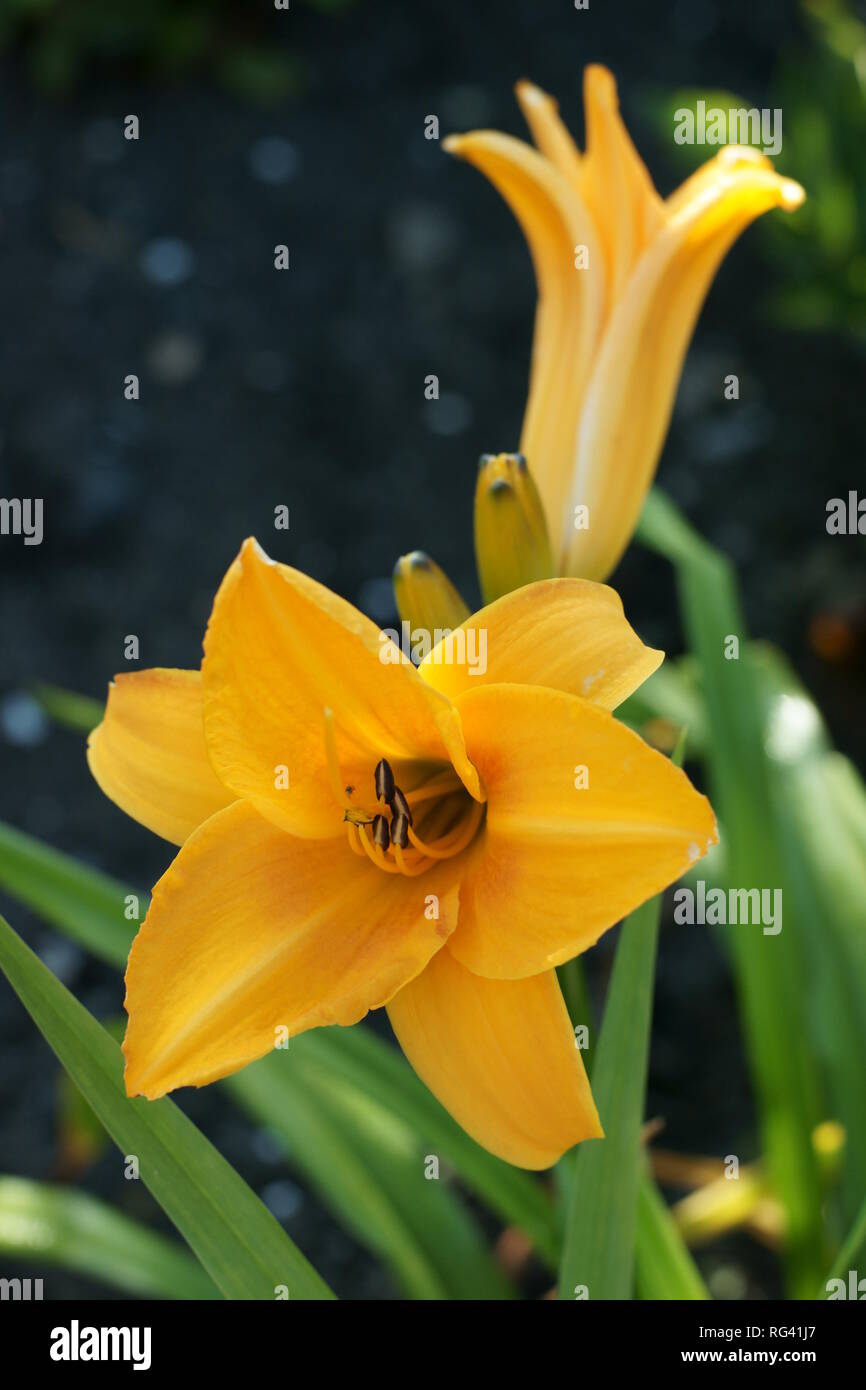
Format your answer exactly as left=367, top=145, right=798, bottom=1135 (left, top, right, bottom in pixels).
left=478, top=452, right=495, bottom=470
left=374, top=758, right=395, bottom=803
left=390, top=812, right=410, bottom=849
left=372, top=814, right=391, bottom=850
left=389, top=785, right=413, bottom=825
left=513, top=452, right=527, bottom=470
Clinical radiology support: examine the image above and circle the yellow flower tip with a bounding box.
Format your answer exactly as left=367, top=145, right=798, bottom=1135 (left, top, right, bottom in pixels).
left=239, top=533, right=268, bottom=566
left=474, top=451, right=554, bottom=603
left=584, top=61, right=618, bottom=108
left=441, top=133, right=466, bottom=157
left=514, top=78, right=555, bottom=111
left=392, top=550, right=470, bottom=633
left=779, top=177, right=806, bottom=211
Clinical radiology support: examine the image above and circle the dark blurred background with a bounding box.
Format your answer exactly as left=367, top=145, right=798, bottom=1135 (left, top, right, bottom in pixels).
left=1, top=0, right=864, bottom=1298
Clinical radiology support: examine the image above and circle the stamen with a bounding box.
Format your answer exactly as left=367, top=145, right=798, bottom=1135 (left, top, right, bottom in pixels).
left=390, top=811, right=410, bottom=849
left=375, top=758, right=395, bottom=804
left=407, top=798, right=484, bottom=859
left=358, top=824, right=402, bottom=874
left=394, top=844, right=435, bottom=877
left=372, top=814, right=391, bottom=850
left=389, top=786, right=413, bottom=825
left=346, top=823, right=367, bottom=857
left=405, top=771, right=461, bottom=807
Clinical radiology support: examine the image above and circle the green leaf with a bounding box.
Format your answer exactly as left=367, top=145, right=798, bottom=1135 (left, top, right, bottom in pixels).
left=556, top=955, right=595, bottom=1077
left=617, top=658, right=708, bottom=756
left=0, top=820, right=136, bottom=967
left=0, top=1175, right=220, bottom=1299
left=0, top=912, right=334, bottom=1300
left=634, top=1172, right=709, bottom=1300
left=280, top=1022, right=560, bottom=1269
left=744, top=648, right=866, bottom=1232
left=823, top=1188, right=866, bottom=1295
left=636, top=488, right=825, bottom=1296
left=229, top=1049, right=513, bottom=1300
left=557, top=876, right=666, bottom=1299
left=0, top=818, right=558, bottom=1271
left=31, top=682, right=104, bottom=734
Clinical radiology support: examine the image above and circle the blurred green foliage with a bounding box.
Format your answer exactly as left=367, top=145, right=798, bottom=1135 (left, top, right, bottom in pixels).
left=647, top=0, right=866, bottom=338
left=0, top=0, right=353, bottom=100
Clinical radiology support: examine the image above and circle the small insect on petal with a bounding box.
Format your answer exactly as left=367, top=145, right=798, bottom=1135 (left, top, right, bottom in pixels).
left=375, top=758, right=395, bottom=804
left=372, top=814, right=391, bottom=850
left=390, top=785, right=413, bottom=825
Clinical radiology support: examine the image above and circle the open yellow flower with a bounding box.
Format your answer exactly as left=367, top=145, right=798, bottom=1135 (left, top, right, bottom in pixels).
left=446, top=67, right=805, bottom=581
left=88, top=539, right=717, bottom=1168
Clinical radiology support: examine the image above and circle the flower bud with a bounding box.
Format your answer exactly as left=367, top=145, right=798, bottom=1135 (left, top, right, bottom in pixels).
left=474, top=452, right=554, bottom=603
left=392, top=551, right=470, bottom=634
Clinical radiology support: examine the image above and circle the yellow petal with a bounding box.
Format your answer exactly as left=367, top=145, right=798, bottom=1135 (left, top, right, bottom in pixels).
left=449, top=684, right=717, bottom=979
left=123, top=800, right=460, bottom=1099
left=418, top=577, right=662, bottom=709
left=444, top=129, right=603, bottom=559
left=387, top=947, right=600, bottom=1169
left=87, top=669, right=235, bottom=845
left=392, top=550, right=470, bottom=633
left=579, top=65, right=666, bottom=300
left=201, top=538, right=482, bottom=839
left=515, top=79, right=584, bottom=195
left=564, top=155, right=804, bottom=580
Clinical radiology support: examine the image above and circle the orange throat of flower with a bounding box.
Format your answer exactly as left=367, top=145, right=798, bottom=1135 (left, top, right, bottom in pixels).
left=322, top=708, right=484, bottom=877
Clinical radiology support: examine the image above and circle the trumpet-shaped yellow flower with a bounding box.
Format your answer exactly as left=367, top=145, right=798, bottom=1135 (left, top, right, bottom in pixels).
left=88, top=540, right=717, bottom=1168
left=446, top=67, right=805, bottom=581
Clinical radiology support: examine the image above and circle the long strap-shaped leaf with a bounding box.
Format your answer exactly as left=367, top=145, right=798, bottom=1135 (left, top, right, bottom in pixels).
left=557, top=889, right=665, bottom=1299
left=0, top=1175, right=220, bottom=1299
left=0, top=912, right=334, bottom=1300
left=637, top=487, right=824, bottom=1297
left=228, top=1052, right=514, bottom=1300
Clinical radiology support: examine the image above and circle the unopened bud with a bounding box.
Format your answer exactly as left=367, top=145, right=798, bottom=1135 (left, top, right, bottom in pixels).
left=474, top=452, right=553, bottom=603
left=392, top=550, right=470, bottom=633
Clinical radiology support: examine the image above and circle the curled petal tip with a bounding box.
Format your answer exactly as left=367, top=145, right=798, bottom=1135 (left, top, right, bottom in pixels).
left=514, top=79, right=553, bottom=109
left=779, top=177, right=806, bottom=211
left=584, top=62, right=617, bottom=105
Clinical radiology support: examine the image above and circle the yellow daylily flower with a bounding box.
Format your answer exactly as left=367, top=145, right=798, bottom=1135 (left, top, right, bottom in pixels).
left=88, top=539, right=717, bottom=1169
left=446, top=67, right=805, bottom=581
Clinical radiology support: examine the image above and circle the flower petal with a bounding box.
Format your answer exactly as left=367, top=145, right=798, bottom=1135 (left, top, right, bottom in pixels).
left=444, top=128, right=603, bottom=559
left=417, top=577, right=662, bottom=709
left=201, top=538, right=482, bottom=839
left=449, top=684, right=717, bottom=979
left=564, top=153, right=804, bottom=580
left=515, top=79, right=585, bottom=196
left=387, top=947, right=600, bottom=1169
left=123, top=800, right=460, bottom=1099
left=579, top=65, right=666, bottom=300
left=86, top=669, right=235, bottom=845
